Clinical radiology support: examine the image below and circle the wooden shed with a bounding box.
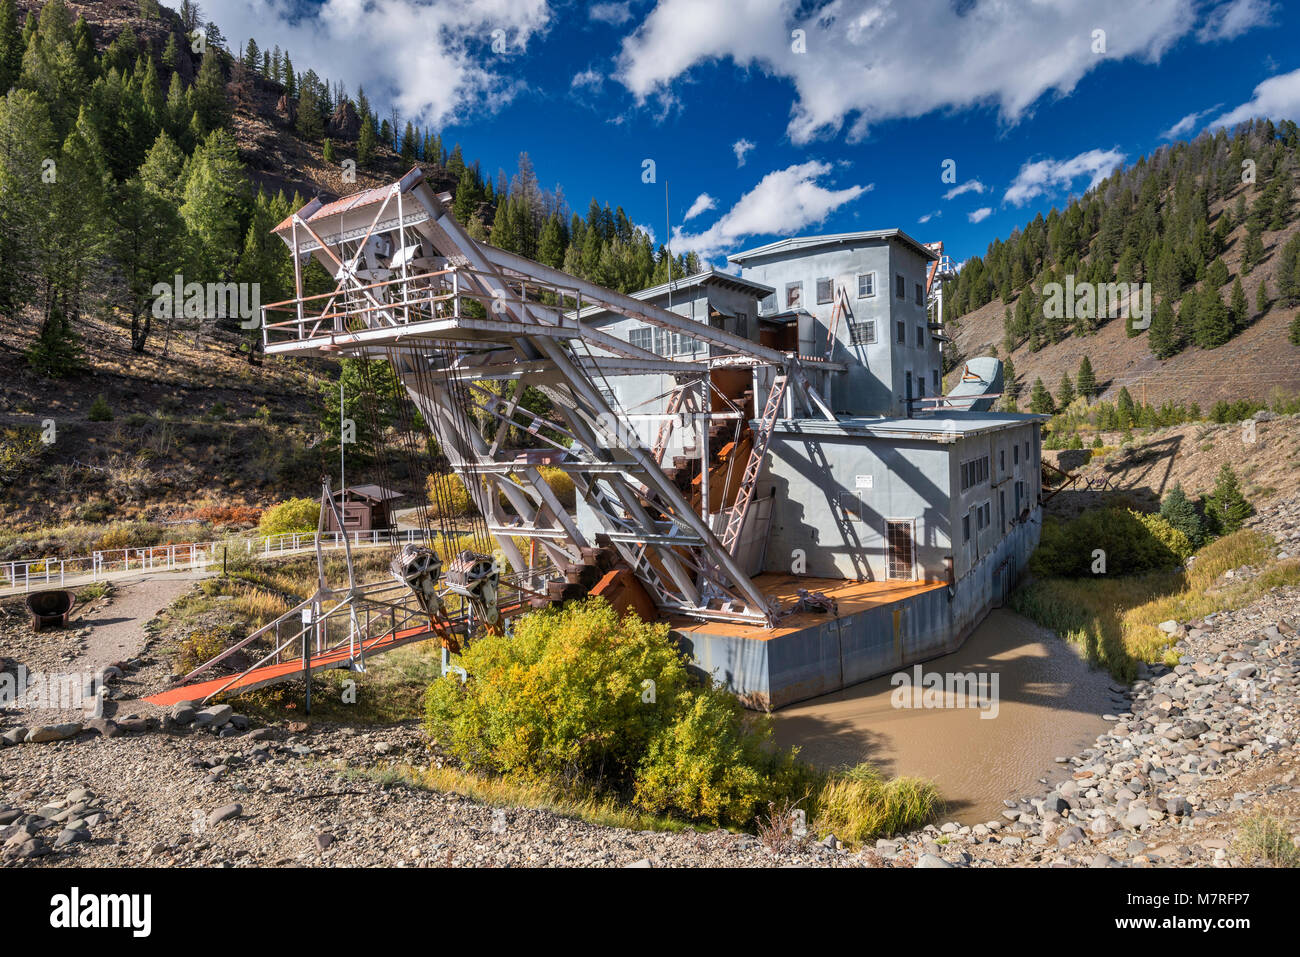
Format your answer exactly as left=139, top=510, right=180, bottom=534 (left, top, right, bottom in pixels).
left=325, top=484, right=404, bottom=533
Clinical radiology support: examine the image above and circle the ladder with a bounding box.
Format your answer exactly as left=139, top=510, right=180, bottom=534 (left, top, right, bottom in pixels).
left=719, top=374, right=788, bottom=555
left=824, top=285, right=851, bottom=361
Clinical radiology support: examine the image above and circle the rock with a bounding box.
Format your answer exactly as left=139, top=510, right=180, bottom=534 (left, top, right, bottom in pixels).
left=170, top=703, right=196, bottom=726
left=206, top=803, right=243, bottom=828
left=195, top=705, right=233, bottom=727
left=13, top=838, right=49, bottom=858
left=1123, top=806, right=1150, bottom=830
left=1, top=728, right=27, bottom=746
left=25, top=722, right=82, bottom=743
left=315, top=832, right=336, bottom=851
left=916, top=853, right=953, bottom=868
left=54, top=828, right=90, bottom=848
left=624, top=858, right=652, bottom=868
left=84, top=718, right=120, bottom=738
left=1157, top=620, right=1180, bottom=634
left=288, top=721, right=309, bottom=733
left=1090, top=854, right=1115, bottom=868
left=1057, top=826, right=1086, bottom=848
left=1089, top=816, right=1114, bottom=837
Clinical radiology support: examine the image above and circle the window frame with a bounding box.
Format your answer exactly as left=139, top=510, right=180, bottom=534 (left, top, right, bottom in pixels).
left=785, top=281, right=803, bottom=308
left=856, top=272, right=876, bottom=299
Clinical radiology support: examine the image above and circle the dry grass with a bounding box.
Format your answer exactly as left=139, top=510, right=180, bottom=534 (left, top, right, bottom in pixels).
left=1013, top=530, right=1300, bottom=679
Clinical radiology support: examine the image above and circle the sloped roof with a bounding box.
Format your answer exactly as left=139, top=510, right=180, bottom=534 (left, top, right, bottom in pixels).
left=728, top=229, right=939, bottom=264
left=271, top=167, right=426, bottom=235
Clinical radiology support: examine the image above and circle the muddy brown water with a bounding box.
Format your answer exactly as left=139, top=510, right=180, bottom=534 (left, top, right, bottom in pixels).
left=772, top=609, right=1117, bottom=824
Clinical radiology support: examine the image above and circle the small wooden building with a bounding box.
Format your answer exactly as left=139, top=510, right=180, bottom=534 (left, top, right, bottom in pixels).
left=325, top=484, right=403, bottom=533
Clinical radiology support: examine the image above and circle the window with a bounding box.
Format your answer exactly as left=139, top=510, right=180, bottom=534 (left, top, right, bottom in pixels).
left=960, top=455, right=990, bottom=492
left=896, top=320, right=906, bottom=343
left=786, top=282, right=803, bottom=308
left=735, top=311, right=749, bottom=338
left=653, top=328, right=670, bottom=356
left=916, top=325, right=925, bottom=347
left=886, top=521, right=915, bottom=580
left=962, top=514, right=970, bottom=543
left=1013, top=444, right=1019, bottom=465
left=975, top=501, right=990, bottom=531
left=760, top=292, right=775, bottom=314
left=895, top=273, right=905, bottom=299
left=857, top=272, right=876, bottom=298
left=915, top=282, right=924, bottom=306
left=932, top=369, right=940, bottom=393
left=816, top=278, right=833, bottom=304
left=629, top=326, right=653, bottom=351
left=849, top=320, right=876, bottom=345
left=999, top=449, right=1005, bottom=473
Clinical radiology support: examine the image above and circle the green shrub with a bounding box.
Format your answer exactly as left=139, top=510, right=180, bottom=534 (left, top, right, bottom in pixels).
left=1160, top=484, right=1205, bottom=548
left=87, top=395, right=113, bottom=422
left=424, top=598, right=802, bottom=826
left=94, top=521, right=162, bottom=552
left=0, top=428, right=43, bottom=486
left=258, top=498, right=321, bottom=536
left=1032, top=508, right=1191, bottom=577
left=1234, top=814, right=1300, bottom=867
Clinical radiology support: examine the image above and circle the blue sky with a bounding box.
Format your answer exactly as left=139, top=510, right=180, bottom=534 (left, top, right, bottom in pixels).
left=196, top=0, right=1300, bottom=264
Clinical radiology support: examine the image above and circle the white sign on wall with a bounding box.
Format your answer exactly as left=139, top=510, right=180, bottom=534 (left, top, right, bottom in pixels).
left=855, top=474, right=873, bottom=490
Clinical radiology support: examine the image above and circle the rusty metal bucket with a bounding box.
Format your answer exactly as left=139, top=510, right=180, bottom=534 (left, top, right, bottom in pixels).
left=25, top=589, right=77, bottom=631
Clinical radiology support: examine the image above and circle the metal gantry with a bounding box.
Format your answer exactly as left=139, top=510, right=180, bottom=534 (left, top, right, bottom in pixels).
left=261, top=168, right=840, bottom=627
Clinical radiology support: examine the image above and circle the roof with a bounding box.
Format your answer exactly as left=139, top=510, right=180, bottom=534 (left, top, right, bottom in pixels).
left=334, top=483, right=405, bottom=502
left=773, top=411, right=1047, bottom=441
left=576, top=267, right=773, bottom=321
left=272, top=167, right=426, bottom=235
left=728, top=229, right=940, bottom=265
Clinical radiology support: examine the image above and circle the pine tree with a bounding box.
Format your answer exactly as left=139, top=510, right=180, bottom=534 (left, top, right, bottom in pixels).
left=1194, top=287, right=1233, bottom=348
left=451, top=167, right=479, bottom=221
left=1160, top=483, right=1205, bottom=547
left=295, top=81, right=322, bottom=140
left=1076, top=355, right=1095, bottom=398
left=357, top=113, right=376, bottom=168
left=400, top=121, right=417, bottom=166
left=1255, top=278, right=1269, bottom=315
left=0, top=89, right=55, bottom=322
left=1289, top=313, right=1300, bottom=347
left=322, top=137, right=334, bottom=164
left=1229, top=275, right=1248, bottom=331
left=1205, top=463, right=1252, bottom=534
left=1029, top=377, right=1054, bottom=414
left=0, top=0, right=21, bottom=92
left=1057, top=372, right=1075, bottom=408
left=1148, top=300, right=1178, bottom=359
left=180, top=129, right=246, bottom=281
left=189, top=48, right=228, bottom=135
left=243, top=37, right=260, bottom=74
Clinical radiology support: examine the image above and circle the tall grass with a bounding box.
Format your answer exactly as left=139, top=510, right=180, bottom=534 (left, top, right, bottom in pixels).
left=1234, top=814, right=1300, bottom=867
left=1012, top=530, right=1300, bottom=680
left=811, top=763, right=943, bottom=845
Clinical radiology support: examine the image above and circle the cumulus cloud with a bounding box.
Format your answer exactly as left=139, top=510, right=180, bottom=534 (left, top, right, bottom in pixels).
left=1196, top=0, right=1275, bottom=42
left=683, top=193, right=717, bottom=221
left=191, top=0, right=551, bottom=127
left=968, top=207, right=992, bottom=224
left=733, top=138, right=756, bottom=166
left=1211, top=67, right=1300, bottom=129
left=671, top=161, right=871, bottom=260
left=612, top=0, right=1251, bottom=143
left=1003, top=148, right=1126, bottom=206
left=943, top=179, right=986, bottom=201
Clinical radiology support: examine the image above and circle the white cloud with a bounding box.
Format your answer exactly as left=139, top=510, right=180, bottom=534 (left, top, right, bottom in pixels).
left=189, top=0, right=551, bottom=127
left=1196, top=0, right=1275, bottom=42
left=571, top=68, right=603, bottom=91
left=1159, top=104, right=1222, bottom=139
left=1211, top=67, right=1300, bottom=129
left=613, top=0, right=1249, bottom=144
left=683, top=193, right=717, bottom=221
left=968, top=207, right=992, bottom=224
left=943, top=179, right=985, bottom=201
left=918, top=210, right=940, bottom=224
left=733, top=138, right=756, bottom=166
left=671, top=161, right=871, bottom=260
left=1002, top=148, right=1126, bottom=206
left=590, top=2, right=633, bottom=25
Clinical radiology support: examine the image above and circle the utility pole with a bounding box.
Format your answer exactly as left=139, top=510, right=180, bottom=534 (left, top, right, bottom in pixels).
left=339, top=378, right=346, bottom=510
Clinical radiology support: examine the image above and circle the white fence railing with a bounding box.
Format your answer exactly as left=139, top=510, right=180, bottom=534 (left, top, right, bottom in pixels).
left=1, top=528, right=433, bottom=594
